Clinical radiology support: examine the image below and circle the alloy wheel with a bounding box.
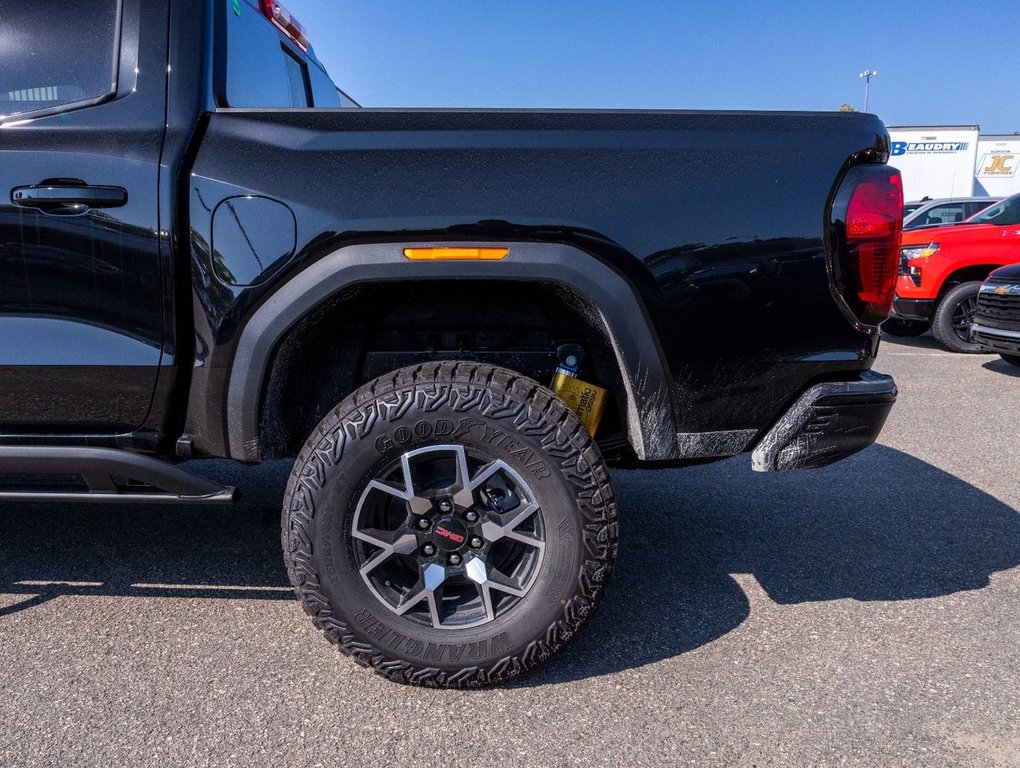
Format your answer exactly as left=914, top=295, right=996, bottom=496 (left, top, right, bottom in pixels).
left=951, top=295, right=978, bottom=343
left=351, top=444, right=546, bottom=630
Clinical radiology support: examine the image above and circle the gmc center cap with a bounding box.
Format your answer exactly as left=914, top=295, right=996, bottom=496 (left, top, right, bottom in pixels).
left=433, top=518, right=468, bottom=551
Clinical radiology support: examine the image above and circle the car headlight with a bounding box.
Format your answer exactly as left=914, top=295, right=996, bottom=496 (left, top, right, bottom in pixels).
left=899, top=243, right=939, bottom=261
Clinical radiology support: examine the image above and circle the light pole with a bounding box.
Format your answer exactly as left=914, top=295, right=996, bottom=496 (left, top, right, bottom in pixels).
left=859, top=69, right=878, bottom=112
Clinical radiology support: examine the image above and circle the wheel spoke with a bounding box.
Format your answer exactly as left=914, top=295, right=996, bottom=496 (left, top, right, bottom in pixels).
left=464, top=555, right=498, bottom=620
left=484, top=565, right=528, bottom=597
left=503, top=529, right=545, bottom=553
left=395, top=563, right=449, bottom=626
left=389, top=583, right=422, bottom=616
left=426, top=587, right=444, bottom=627
left=352, top=527, right=401, bottom=548
left=353, top=530, right=418, bottom=576
left=467, top=459, right=512, bottom=492
left=365, top=479, right=410, bottom=502
left=464, top=555, right=524, bottom=621
left=477, top=583, right=496, bottom=621
left=480, top=498, right=542, bottom=552
left=501, top=499, right=540, bottom=531
left=401, top=446, right=475, bottom=513
left=450, top=445, right=474, bottom=508
left=359, top=547, right=393, bottom=577
left=391, top=532, right=420, bottom=555
left=394, top=581, right=430, bottom=616
left=422, top=561, right=447, bottom=592
left=952, top=297, right=977, bottom=338
left=400, top=453, right=433, bottom=516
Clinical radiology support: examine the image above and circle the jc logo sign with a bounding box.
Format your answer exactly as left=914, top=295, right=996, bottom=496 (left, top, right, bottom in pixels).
left=983, top=155, right=1015, bottom=175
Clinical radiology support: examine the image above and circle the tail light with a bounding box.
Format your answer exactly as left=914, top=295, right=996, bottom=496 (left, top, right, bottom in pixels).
left=828, top=165, right=904, bottom=325
left=259, top=0, right=309, bottom=51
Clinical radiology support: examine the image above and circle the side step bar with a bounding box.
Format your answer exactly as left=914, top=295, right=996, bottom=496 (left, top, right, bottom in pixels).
left=0, top=447, right=237, bottom=504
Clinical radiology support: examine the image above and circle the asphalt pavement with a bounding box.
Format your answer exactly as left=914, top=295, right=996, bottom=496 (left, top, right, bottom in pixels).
left=1, top=333, right=1018, bottom=767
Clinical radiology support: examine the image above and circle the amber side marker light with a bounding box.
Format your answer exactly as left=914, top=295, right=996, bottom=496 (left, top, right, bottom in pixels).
left=403, top=247, right=509, bottom=261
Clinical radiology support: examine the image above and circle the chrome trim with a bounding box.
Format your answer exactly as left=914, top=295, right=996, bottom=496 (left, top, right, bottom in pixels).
left=972, top=323, right=1020, bottom=340
left=980, top=282, right=1020, bottom=295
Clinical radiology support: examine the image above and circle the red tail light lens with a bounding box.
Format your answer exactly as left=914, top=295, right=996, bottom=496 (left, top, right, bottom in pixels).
left=828, top=165, right=903, bottom=325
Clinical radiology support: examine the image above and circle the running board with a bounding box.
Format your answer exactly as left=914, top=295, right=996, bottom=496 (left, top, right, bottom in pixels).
left=0, top=446, right=237, bottom=504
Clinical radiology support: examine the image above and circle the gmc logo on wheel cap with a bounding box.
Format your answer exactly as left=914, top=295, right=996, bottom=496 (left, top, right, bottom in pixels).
left=435, top=526, right=466, bottom=544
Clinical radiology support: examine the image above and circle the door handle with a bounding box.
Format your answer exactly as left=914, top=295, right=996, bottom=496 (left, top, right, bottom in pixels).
left=11, top=180, right=128, bottom=214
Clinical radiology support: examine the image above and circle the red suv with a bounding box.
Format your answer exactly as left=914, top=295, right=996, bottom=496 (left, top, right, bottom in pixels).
left=887, top=192, right=1020, bottom=351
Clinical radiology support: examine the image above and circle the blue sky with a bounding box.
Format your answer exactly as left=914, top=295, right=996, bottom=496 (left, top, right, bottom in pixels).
left=287, top=0, right=1019, bottom=133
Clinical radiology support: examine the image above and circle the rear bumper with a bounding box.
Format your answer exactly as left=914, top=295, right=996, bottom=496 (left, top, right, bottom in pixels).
left=890, top=296, right=934, bottom=322
left=972, top=323, right=1020, bottom=355
left=751, top=371, right=897, bottom=472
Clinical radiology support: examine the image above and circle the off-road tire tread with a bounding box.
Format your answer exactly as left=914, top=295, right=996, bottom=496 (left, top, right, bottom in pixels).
left=280, top=361, right=618, bottom=688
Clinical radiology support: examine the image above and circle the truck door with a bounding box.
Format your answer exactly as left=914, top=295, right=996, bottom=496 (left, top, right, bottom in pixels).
left=0, top=0, right=169, bottom=432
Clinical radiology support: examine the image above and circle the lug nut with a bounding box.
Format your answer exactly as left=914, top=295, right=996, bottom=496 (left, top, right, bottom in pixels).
left=464, top=510, right=479, bottom=522
left=422, top=543, right=436, bottom=557
left=448, top=553, right=462, bottom=566
left=469, top=536, right=483, bottom=548
left=438, top=499, right=453, bottom=513
left=416, top=517, right=431, bottom=530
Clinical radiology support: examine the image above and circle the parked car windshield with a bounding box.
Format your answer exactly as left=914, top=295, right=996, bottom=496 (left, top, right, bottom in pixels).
left=968, top=194, right=1020, bottom=226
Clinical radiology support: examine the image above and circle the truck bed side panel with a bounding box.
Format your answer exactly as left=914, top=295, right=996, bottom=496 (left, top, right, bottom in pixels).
left=185, top=109, right=887, bottom=458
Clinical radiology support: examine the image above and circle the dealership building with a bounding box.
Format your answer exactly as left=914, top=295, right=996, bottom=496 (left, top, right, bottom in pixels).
left=887, top=126, right=1020, bottom=201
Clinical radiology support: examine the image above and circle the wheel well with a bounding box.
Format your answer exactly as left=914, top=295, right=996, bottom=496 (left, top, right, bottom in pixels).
left=939, top=266, right=997, bottom=299
left=258, top=280, right=633, bottom=460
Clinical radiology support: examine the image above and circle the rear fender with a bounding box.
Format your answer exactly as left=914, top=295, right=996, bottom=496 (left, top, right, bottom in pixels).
left=225, top=241, right=677, bottom=461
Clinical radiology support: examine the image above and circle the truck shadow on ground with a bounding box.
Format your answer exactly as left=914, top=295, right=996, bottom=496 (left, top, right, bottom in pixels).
left=522, top=444, right=1020, bottom=686
left=878, top=331, right=943, bottom=351
left=982, top=358, right=1020, bottom=378
left=0, top=461, right=296, bottom=615
left=1, top=447, right=1017, bottom=685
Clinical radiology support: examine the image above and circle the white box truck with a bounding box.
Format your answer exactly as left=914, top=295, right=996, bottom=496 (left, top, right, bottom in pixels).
left=974, top=135, right=1020, bottom=197
left=887, top=125, right=979, bottom=200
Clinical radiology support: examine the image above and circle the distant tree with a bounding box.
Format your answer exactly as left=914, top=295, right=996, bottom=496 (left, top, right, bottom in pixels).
left=838, top=103, right=856, bottom=112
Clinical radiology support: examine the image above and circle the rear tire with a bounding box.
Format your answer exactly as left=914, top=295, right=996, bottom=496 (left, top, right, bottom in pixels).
left=1000, top=354, right=1020, bottom=368
left=882, top=318, right=928, bottom=337
left=931, top=281, right=983, bottom=353
left=281, top=362, right=618, bottom=688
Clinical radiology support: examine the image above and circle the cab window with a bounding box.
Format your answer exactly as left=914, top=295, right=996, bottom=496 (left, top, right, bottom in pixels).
left=223, top=0, right=311, bottom=108
left=282, top=48, right=312, bottom=107
left=309, top=63, right=342, bottom=108
left=0, top=0, right=121, bottom=121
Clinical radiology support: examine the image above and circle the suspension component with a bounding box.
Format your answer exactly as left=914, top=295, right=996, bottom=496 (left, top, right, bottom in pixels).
left=549, top=344, right=608, bottom=436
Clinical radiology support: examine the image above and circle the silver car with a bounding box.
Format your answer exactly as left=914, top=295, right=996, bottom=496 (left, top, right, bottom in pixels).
left=902, top=196, right=1000, bottom=231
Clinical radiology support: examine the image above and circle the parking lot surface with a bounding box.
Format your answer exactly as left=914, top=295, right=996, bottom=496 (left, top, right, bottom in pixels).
left=1, top=334, right=1018, bottom=767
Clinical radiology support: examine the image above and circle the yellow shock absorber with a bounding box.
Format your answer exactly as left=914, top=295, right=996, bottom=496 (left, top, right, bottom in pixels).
left=550, top=356, right=608, bottom=437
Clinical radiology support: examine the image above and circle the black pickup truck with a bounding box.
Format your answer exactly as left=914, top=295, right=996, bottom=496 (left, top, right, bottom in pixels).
left=0, top=0, right=903, bottom=687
